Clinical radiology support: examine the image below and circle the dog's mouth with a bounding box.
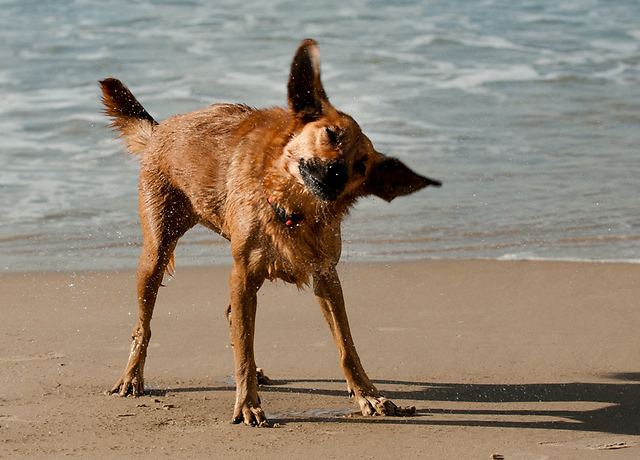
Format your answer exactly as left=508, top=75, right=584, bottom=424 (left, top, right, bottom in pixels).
left=299, top=158, right=349, bottom=202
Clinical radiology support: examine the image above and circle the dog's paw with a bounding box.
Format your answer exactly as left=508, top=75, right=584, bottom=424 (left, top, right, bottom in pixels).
left=232, top=405, right=270, bottom=427
left=355, top=394, right=416, bottom=416
left=256, top=368, right=272, bottom=385
left=109, top=375, right=144, bottom=397
left=356, top=394, right=400, bottom=416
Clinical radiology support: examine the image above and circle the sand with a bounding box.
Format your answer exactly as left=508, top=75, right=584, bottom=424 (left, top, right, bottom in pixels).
left=1, top=259, right=639, bottom=458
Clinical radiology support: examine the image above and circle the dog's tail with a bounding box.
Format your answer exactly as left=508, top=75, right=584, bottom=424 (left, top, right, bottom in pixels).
left=99, top=78, right=157, bottom=156
left=100, top=79, right=176, bottom=277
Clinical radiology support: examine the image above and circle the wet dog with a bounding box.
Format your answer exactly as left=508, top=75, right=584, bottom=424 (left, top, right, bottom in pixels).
left=100, top=39, right=441, bottom=426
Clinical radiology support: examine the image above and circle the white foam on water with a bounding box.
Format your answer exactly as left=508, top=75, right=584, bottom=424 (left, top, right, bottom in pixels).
left=432, top=65, right=541, bottom=91
left=457, top=35, right=531, bottom=52
left=590, top=39, right=639, bottom=55
left=497, top=254, right=640, bottom=265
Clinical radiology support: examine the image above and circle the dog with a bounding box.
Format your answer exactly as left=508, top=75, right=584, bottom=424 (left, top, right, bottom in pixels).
left=100, top=39, right=441, bottom=426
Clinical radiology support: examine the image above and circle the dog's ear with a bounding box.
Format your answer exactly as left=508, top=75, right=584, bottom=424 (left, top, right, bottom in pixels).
left=366, top=157, right=442, bottom=202
left=288, top=39, right=330, bottom=121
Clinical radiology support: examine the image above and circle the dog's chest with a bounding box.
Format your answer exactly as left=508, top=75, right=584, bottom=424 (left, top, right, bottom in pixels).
left=264, top=222, right=339, bottom=286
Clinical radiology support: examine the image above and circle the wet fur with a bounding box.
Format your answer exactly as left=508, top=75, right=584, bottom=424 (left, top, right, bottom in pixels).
left=101, top=39, right=440, bottom=426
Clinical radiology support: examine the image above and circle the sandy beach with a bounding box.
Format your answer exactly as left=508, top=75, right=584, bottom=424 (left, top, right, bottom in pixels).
left=1, top=259, right=639, bottom=458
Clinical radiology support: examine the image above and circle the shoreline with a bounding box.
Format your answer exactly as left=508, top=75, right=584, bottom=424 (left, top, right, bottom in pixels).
left=2, top=259, right=640, bottom=458
left=3, top=255, right=640, bottom=277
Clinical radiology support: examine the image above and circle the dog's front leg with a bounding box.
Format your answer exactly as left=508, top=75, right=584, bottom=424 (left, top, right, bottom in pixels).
left=313, top=268, right=399, bottom=416
left=228, top=263, right=268, bottom=426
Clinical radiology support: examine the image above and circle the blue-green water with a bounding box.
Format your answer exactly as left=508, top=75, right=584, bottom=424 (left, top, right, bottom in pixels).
left=1, top=0, right=639, bottom=272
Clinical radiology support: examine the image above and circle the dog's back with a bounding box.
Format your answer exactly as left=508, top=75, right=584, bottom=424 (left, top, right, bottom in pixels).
left=102, top=79, right=272, bottom=238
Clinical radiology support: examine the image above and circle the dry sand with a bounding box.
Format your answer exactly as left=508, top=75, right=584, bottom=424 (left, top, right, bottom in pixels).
left=1, top=259, right=639, bottom=458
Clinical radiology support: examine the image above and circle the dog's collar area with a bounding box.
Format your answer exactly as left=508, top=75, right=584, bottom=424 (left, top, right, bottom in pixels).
left=267, top=198, right=305, bottom=228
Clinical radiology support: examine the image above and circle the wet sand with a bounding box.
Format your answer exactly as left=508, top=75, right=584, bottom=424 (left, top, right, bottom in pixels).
left=1, top=259, right=639, bottom=458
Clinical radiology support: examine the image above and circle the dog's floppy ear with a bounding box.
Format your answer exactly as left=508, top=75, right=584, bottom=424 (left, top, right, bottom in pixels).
left=288, top=39, right=330, bottom=121
left=366, top=157, right=442, bottom=202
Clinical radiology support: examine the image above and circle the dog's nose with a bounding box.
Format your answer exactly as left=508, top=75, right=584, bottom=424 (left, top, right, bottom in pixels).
left=299, top=158, right=350, bottom=201
left=324, top=161, right=349, bottom=192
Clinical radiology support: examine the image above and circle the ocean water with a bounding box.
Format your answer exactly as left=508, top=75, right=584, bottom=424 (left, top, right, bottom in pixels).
left=0, top=0, right=639, bottom=272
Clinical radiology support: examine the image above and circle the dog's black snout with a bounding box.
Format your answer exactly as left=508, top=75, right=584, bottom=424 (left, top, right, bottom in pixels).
left=324, top=161, right=349, bottom=191
left=299, top=158, right=350, bottom=201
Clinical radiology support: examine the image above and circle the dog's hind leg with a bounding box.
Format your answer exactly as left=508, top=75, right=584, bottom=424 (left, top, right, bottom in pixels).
left=313, top=268, right=400, bottom=416
left=226, top=304, right=273, bottom=386
left=111, top=181, right=196, bottom=396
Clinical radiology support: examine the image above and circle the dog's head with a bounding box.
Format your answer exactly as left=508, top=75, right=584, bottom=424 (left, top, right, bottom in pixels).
left=283, top=39, right=441, bottom=204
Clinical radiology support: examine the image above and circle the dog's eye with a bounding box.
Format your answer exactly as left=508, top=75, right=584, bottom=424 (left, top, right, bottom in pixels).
left=353, top=159, right=366, bottom=175
left=325, top=127, right=340, bottom=146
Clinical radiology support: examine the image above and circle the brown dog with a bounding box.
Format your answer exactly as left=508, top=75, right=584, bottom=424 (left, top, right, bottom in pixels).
left=100, top=39, right=440, bottom=426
